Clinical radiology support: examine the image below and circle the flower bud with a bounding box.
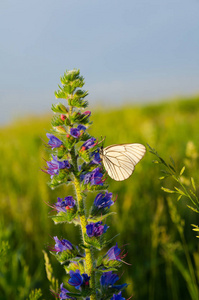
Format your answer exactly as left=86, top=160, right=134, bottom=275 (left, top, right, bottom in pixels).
left=61, top=114, right=66, bottom=121
left=83, top=110, right=91, bottom=116
left=55, top=125, right=67, bottom=134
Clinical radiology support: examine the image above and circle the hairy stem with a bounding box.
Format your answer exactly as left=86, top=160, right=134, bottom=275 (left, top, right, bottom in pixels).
left=74, top=177, right=96, bottom=300
left=70, top=146, right=96, bottom=299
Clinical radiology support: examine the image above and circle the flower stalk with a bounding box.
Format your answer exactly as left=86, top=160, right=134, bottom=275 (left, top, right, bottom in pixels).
left=43, top=69, right=128, bottom=300
left=73, top=176, right=96, bottom=299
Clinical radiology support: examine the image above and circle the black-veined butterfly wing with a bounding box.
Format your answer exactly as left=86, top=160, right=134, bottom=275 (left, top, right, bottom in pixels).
left=100, top=143, right=146, bottom=181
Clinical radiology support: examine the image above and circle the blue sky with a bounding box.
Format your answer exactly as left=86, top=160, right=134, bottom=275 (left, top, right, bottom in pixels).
left=1, top=0, right=199, bottom=124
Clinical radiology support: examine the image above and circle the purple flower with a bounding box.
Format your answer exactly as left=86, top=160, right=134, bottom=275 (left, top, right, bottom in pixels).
left=64, top=196, right=76, bottom=209
left=53, top=236, right=73, bottom=254
left=70, top=128, right=80, bottom=138
left=91, top=150, right=101, bottom=165
left=59, top=283, right=75, bottom=299
left=46, top=155, right=70, bottom=178
left=68, top=270, right=90, bottom=290
left=111, top=291, right=126, bottom=300
left=105, top=243, right=122, bottom=261
left=90, top=168, right=103, bottom=185
left=86, top=221, right=109, bottom=237
left=94, top=192, right=114, bottom=209
left=100, top=272, right=119, bottom=287
left=46, top=133, right=63, bottom=149
left=100, top=272, right=127, bottom=291
left=81, top=137, right=96, bottom=150
left=83, top=167, right=103, bottom=186
left=77, top=125, right=86, bottom=131
left=55, top=196, right=76, bottom=212
left=82, top=274, right=90, bottom=286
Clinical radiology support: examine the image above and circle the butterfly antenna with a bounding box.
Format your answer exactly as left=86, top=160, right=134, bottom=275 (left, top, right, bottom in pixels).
left=97, top=136, right=106, bottom=147
left=101, top=136, right=106, bottom=148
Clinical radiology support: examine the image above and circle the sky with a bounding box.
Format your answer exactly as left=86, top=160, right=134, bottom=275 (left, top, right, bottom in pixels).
left=0, top=0, right=199, bottom=125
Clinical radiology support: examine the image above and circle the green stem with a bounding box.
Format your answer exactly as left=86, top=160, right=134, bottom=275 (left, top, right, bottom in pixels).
left=180, top=232, right=199, bottom=299
left=70, top=146, right=96, bottom=300
left=74, top=177, right=96, bottom=300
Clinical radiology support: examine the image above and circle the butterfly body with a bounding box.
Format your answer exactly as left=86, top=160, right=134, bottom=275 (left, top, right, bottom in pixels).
left=100, top=143, right=146, bottom=181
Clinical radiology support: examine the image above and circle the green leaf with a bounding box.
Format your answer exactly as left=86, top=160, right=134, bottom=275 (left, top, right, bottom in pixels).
left=169, top=164, right=176, bottom=172
left=180, top=166, right=185, bottom=176
left=191, top=177, right=196, bottom=191
left=43, top=251, right=59, bottom=296
left=50, top=248, right=79, bottom=264
left=27, top=289, right=42, bottom=300
left=102, top=259, right=122, bottom=269
left=191, top=224, right=199, bottom=231
left=161, top=170, right=172, bottom=175
left=51, top=115, right=65, bottom=127
left=96, top=255, right=103, bottom=267
left=86, top=184, right=109, bottom=192
left=177, top=195, right=183, bottom=201
left=52, top=210, right=79, bottom=224
left=187, top=205, right=199, bottom=213
left=51, top=103, right=68, bottom=113
left=102, top=234, right=120, bottom=248
left=174, top=187, right=186, bottom=196
left=64, top=261, right=85, bottom=274
left=88, top=212, right=116, bottom=223
left=191, top=224, right=199, bottom=238
left=161, top=187, right=175, bottom=194
left=84, top=235, right=103, bottom=250
left=54, top=89, right=67, bottom=99
left=96, top=266, right=119, bottom=273
left=170, top=156, right=175, bottom=167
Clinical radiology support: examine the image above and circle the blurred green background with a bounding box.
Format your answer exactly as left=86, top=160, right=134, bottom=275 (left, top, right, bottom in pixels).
left=0, top=96, right=199, bottom=300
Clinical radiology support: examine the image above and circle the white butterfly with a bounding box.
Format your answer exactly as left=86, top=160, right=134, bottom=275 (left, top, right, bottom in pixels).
left=99, top=143, right=146, bottom=181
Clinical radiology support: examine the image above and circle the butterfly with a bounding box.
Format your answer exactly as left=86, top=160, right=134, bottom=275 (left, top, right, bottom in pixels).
left=99, top=143, right=146, bottom=181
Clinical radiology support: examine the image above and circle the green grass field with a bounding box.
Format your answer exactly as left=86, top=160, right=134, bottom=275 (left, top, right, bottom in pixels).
left=0, top=95, right=199, bottom=300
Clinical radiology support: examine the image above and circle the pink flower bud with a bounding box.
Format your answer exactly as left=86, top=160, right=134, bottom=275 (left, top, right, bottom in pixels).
left=61, top=114, right=66, bottom=121
left=83, top=110, right=91, bottom=116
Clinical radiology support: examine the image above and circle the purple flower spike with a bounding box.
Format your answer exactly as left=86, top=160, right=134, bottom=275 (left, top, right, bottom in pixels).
left=81, top=137, right=96, bottom=150
left=46, top=133, right=63, bottom=149
left=70, top=128, right=80, bottom=138
left=68, top=270, right=83, bottom=290
left=94, top=192, right=114, bottom=209
left=46, top=155, right=70, bottom=178
left=111, top=291, right=126, bottom=300
left=53, top=236, right=73, bottom=254
left=86, top=221, right=109, bottom=237
left=59, top=283, right=74, bottom=299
